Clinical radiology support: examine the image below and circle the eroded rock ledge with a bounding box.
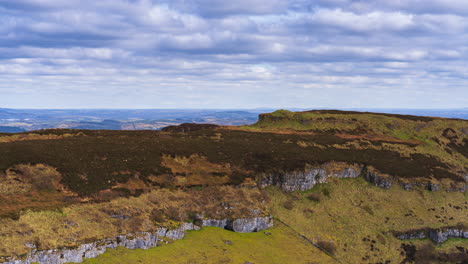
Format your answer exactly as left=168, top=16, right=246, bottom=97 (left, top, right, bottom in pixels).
left=259, top=162, right=363, bottom=192
left=1, top=216, right=273, bottom=264
left=395, top=225, right=468, bottom=244
left=259, top=162, right=467, bottom=192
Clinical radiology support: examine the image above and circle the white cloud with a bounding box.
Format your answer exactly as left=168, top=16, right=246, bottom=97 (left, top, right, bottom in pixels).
left=0, top=0, right=466, bottom=108
left=310, top=9, right=414, bottom=32
left=162, top=33, right=214, bottom=50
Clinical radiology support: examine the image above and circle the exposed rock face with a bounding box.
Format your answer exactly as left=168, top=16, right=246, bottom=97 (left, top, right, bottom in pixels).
left=426, top=183, right=440, bottom=192
left=428, top=228, right=468, bottom=244
left=260, top=163, right=467, bottom=193
left=260, top=169, right=326, bottom=192
left=201, top=219, right=228, bottom=229
left=329, top=167, right=362, bottom=179
left=227, top=217, right=273, bottom=233
left=399, top=182, right=414, bottom=191
left=395, top=226, right=468, bottom=244
left=164, top=223, right=199, bottom=240
left=200, top=217, right=273, bottom=233
left=399, top=176, right=468, bottom=192
left=395, top=230, right=427, bottom=240
left=260, top=164, right=361, bottom=192
left=364, top=171, right=392, bottom=189
left=3, top=232, right=160, bottom=264
left=1, top=217, right=272, bottom=264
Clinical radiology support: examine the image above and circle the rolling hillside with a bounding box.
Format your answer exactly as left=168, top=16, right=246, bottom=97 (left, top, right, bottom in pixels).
left=0, top=110, right=466, bottom=264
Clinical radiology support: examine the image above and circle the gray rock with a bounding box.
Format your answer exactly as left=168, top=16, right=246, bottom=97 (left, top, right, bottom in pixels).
left=260, top=166, right=362, bottom=192
left=260, top=168, right=326, bottom=192
left=396, top=230, right=427, bottom=240
left=364, top=171, right=392, bottom=189
left=164, top=223, right=198, bottom=240
left=226, top=216, right=273, bottom=233
left=428, top=228, right=468, bottom=244
left=330, top=167, right=362, bottom=179
left=396, top=227, right=468, bottom=244
left=446, top=183, right=467, bottom=192
left=2, top=217, right=273, bottom=264
left=426, top=183, right=440, bottom=192
left=202, top=219, right=228, bottom=229
left=400, top=182, right=414, bottom=191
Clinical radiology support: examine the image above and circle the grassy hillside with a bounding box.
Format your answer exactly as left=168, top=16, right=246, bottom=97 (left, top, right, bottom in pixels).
left=72, top=178, right=467, bottom=264
left=249, top=109, right=467, bottom=172
left=267, top=177, right=467, bottom=263
left=0, top=110, right=466, bottom=200
left=0, top=185, right=268, bottom=257
left=0, top=110, right=466, bottom=263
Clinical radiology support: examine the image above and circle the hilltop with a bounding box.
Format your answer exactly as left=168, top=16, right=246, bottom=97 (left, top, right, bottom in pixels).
left=0, top=110, right=466, bottom=264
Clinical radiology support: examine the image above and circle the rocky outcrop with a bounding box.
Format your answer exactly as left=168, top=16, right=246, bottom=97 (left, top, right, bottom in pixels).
left=260, top=163, right=362, bottom=192
left=2, top=232, right=161, bottom=264
left=201, top=219, right=228, bottom=229
left=260, top=168, right=326, bottom=192
left=395, top=230, right=427, bottom=240
left=329, top=167, right=362, bottom=179
left=227, top=217, right=273, bottom=233
left=395, top=225, right=468, bottom=244
left=398, top=177, right=467, bottom=192
left=364, top=171, right=392, bottom=189
left=260, top=162, right=467, bottom=193
left=428, top=227, right=468, bottom=244
left=1, top=216, right=273, bottom=264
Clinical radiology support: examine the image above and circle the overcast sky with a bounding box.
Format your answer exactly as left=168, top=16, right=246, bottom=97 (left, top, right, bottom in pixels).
left=0, top=0, right=467, bottom=109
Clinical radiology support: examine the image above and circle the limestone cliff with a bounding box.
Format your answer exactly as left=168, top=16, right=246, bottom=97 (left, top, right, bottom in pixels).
left=2, top=217, right=273, bottom=264
left=395, top=225, right=468, bottom=244
left=259, top=162, right=467, bottom=192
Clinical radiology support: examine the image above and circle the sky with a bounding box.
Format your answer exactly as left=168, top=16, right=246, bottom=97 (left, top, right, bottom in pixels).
left=0, top=0, right=467, bottom=109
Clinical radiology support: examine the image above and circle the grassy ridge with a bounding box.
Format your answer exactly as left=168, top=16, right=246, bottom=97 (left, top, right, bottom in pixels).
left=0, top=124, right=465, bottom=197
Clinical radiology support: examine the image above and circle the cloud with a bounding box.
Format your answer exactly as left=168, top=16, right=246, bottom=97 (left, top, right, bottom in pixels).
left=0, top=0, right=466, bottom=109
left=309, top=9, right=414, bottom=32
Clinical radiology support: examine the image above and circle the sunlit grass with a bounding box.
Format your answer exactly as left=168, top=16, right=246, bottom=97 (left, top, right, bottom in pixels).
left=77, top=223, right=335, bottom=264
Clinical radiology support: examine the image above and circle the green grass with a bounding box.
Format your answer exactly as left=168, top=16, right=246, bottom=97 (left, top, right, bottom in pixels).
left=76, top=223, right=335, bottom=264
left=73, top=178, right=467, bottom=264
left=267, top=177, right=468, bottom=264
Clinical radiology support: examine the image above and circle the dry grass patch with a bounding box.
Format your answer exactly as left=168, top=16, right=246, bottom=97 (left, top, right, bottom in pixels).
left=0, top=164, right=77, bottom=219
left=160, top=154, right=235, bottom=186
left=0, top=133, right=80, bottom=143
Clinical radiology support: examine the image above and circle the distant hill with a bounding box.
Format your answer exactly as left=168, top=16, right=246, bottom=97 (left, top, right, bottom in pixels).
left=0, top=108, right=466, bottom=132
left=0, top=126, right=25, bottom=133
